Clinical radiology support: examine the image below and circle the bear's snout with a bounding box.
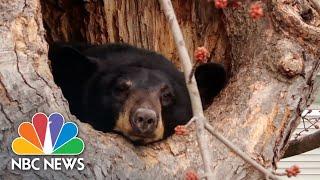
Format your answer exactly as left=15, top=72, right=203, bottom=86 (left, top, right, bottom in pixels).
left=131, top=108, right=158, bottom=134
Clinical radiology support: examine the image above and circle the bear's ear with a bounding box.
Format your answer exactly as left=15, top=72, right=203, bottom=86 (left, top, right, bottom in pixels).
left=49, top=43, right=99, bottom=78
left=195, top=63, right=227, bottom=109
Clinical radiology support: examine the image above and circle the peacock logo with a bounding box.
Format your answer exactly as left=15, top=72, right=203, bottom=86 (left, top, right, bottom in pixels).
left=12, top=112, right=84, bottom=155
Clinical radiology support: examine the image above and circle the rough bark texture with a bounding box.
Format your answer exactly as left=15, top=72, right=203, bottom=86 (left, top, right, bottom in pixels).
left=0, top=0, right=319, bottom=179
left=41, top=0, right=231, bottom=71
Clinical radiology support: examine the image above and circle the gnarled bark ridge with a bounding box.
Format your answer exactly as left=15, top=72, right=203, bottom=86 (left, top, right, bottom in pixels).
left=0, top=0, right=319, bottom=179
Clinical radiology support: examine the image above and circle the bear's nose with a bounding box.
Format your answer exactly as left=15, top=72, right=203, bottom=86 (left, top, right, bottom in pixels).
left=132, top=108, right=157, bottom=134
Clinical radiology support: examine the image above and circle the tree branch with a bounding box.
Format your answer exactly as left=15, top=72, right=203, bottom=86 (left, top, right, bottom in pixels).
left=158, top=0, right=214, bottom=179
left=204, top=123, right=281, bottom=180
left=282, top=130, right=320, bottom=158
left=271, top=0, right=320, bottom=46
left=159, top=0, right=281, bottom=180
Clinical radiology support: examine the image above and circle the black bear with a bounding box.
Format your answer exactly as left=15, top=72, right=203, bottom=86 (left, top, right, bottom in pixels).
left=49, top=43, right=226, bottom=144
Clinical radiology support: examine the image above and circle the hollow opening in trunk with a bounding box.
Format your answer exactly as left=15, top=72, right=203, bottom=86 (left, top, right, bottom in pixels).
left=39, top=0, right=232, bottom=143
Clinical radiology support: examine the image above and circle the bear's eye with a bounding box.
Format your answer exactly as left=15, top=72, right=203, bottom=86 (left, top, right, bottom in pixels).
left=160, top=85, right=174, bottom=106
left=116, top=80, right=132, bottom=91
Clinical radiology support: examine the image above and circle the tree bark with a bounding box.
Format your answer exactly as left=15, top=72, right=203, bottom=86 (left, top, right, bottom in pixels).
left=0, top=0, right=319, bottom=179
left=283, top=129, right=320, bottom=158
left=40, top=0, right=231, bottom=71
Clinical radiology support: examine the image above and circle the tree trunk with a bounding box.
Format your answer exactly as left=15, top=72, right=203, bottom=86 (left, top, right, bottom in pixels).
left=0, top=0, right=319, bottom=179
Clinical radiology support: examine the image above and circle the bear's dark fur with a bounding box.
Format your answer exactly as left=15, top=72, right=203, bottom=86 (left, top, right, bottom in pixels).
left=49, top=43, right=226, bottom=144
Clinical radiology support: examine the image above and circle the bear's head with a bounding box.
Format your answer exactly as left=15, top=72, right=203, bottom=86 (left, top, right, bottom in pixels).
left=85, top=66, right=186, bottom=144
left=50, top=43, right=227, bottom=144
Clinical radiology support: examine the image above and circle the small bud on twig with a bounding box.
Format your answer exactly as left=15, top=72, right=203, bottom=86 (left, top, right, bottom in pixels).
left=194, top=46, right=210, bottom=63
left=285, top=165, right=300, bottom=177
left=249, top=3, right=264, bottom=20
left=185, top=170, right=199, bottom=180
left=175, top=125, right=189, bottom=136
left=189, top=47, right=210, bottom=82
left=214, top=0, right=228, bottom=9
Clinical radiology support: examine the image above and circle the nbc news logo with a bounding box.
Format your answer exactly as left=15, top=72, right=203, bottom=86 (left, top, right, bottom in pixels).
left=11, top=113, right=85, bottom=171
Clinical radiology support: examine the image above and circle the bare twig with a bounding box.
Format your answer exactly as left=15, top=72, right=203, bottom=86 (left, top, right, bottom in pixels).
left=294, top=110, right=320, bottom=139
left=185, top=116, right=197, bottom=127
left=204, top=122, right=281, bottom=180
left=273, top=165, right=301, bottom=177
left=159, top=0, right=281, bottom=179
left=272, top=171, right=287, bottom=176
left=283, top=129, right=320, bottom=158
left=158, top=0, right=213, bottom=179
left=189, top=61, right=199, bottom=83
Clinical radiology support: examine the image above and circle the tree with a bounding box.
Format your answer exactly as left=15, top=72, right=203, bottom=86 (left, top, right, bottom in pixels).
left=0, top=0, right=319, bottom=179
